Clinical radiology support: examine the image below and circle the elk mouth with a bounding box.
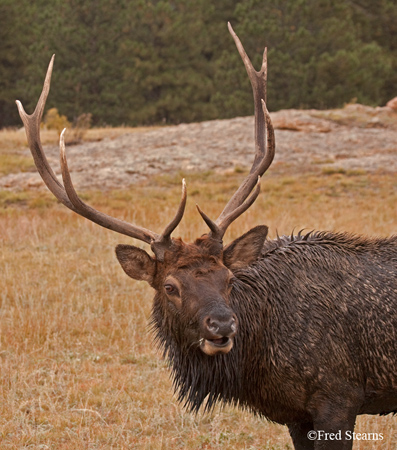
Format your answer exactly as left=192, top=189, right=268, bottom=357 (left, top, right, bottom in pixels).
left=200, top=336, right=234, bottom=356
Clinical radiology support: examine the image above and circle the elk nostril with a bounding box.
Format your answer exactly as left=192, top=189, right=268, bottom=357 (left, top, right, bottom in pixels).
left=206, top=317, right=219, bottom=333
left=204, top=315, right=237, bottom=337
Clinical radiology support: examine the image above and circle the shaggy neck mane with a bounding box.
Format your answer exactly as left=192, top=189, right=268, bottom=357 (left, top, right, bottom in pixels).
left=150, top=230, right=397, bottom=413
left=150, top=299, right=247, bottom=413
left=262, top=230, right=397, bottom=258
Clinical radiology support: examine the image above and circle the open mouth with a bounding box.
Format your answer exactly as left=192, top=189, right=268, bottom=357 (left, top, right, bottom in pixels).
left=200, top=337, right=233, bottom=355
left=208, top=336, right=230, bottom=346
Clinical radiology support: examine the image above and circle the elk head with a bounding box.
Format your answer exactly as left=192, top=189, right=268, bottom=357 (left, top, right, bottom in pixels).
left=16, top=23, right=274, bottom=356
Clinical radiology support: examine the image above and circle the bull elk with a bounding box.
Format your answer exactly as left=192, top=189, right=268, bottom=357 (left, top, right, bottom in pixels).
left=17, top=23, right=396, bottom=450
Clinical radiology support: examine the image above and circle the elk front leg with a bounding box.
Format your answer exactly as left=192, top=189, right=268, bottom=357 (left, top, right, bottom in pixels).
left=288, top=416, right=356, bottom=450
left=311, top=422, right=356, bottom=450
left=287, top=422, right=315, bottom=450
left=309, top=393, right=361, bottom=450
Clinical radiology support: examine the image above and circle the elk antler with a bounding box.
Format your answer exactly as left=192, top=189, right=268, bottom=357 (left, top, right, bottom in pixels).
left=197, top=23, right=275, bottom=241
left=16, top=55, right=186, bottom=260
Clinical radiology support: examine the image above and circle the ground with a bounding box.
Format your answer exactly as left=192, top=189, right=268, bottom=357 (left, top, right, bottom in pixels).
left=0, top=104, right=396, bottom=449
left=1, top=103, right=396, bottom=191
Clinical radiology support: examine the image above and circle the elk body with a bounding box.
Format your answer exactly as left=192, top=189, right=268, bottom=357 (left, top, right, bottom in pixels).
left=17, top=24, right=396, bottom=450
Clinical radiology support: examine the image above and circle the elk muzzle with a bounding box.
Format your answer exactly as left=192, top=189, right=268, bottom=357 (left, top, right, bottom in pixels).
left=200, top=309, right=238, bottom=356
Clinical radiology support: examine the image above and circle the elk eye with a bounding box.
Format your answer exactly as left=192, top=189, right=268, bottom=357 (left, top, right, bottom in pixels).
left=164, top=284, right=177, bottom=295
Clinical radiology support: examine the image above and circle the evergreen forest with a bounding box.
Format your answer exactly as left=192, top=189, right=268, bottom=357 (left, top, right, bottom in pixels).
left=1, top=0, right=396, bottom=128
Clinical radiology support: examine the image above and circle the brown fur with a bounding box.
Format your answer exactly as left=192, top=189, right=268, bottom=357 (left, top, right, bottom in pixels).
left=117, top=229, right=397, bottom=450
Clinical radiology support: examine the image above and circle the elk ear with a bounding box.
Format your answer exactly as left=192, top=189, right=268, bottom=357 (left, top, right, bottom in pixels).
left=115, top=244, right=156, bottom=283
left=223, top=225, right=268, bottom=271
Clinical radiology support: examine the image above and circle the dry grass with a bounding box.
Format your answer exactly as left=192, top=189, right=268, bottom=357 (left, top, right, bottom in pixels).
left=1, top=163, right=396, bottom=448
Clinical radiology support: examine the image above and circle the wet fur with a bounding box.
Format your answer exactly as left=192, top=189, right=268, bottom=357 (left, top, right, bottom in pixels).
left=151, top=231, right=397, bottom=426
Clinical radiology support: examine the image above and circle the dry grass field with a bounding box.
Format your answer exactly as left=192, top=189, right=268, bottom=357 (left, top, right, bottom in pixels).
left=0, top=127, right=396, bottom=449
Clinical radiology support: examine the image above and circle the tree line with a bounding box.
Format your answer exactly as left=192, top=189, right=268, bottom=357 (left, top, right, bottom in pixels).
left=1, top=0, right=396, bottom=128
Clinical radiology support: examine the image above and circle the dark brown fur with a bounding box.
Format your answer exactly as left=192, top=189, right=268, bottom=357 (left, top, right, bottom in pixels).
left=117, top=230, right=397, bottom=450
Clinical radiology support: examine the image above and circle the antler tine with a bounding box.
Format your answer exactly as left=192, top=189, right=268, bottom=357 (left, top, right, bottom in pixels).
left=16, top=55, right=73, bottom=209
left=160, top=179, right=187, bottom=241
left=59, top=129, right=161, bottom=243
left=151, top=179, right=187, bottom=260
left=198, top=24, right=275, bottom=241
left=17, top=56, right=187, bottom=258
left=227, top=22, right=268, bottom=166
left=196, top=176, right=261, bottom=237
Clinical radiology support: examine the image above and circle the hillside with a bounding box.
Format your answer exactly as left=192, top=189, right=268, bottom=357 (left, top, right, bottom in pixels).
left=1, top=103, right=396, bottom=192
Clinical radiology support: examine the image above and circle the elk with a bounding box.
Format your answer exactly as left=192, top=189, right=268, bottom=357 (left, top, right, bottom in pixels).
left=17, top=23, right=396, bottom=450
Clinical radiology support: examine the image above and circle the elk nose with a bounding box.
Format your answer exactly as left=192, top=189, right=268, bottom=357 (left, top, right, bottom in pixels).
left=204, top=315, right=238, bottom=338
